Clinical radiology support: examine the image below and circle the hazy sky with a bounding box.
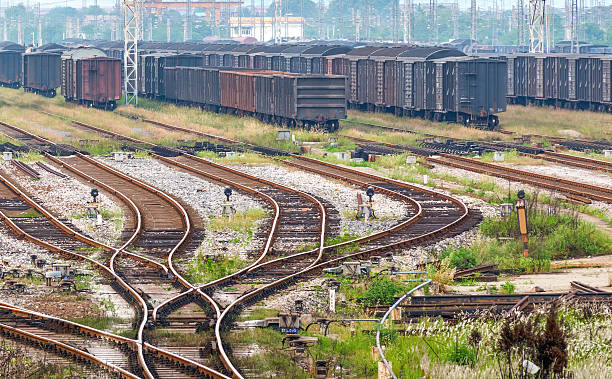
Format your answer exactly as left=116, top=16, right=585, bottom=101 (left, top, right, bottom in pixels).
left=2, top=0, right=601, bottom=11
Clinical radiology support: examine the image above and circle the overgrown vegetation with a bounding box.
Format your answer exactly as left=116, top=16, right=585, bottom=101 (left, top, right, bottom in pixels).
left=439, top=196, right=612, bottom=273
left=236, top=303, right=612, bottom=378
left=0, top=341, right=90, bottom=378
left=184, top=253, right=246, bottom=284
left=207, top=208, right=267, bottom=236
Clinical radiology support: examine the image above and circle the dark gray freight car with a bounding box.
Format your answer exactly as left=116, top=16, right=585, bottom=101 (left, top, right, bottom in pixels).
left=0, top=50, right=22, bottom=88
left=22, top=52, right=62, bottom=97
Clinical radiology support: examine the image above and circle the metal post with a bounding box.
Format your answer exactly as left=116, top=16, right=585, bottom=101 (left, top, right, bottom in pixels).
left=471, top=0, right=477, bottom=41
left=377, top=280, right=432, bottom=379
left=123, top=0, right=139, bottom=106
left=166, top=16, right=170, bottom=41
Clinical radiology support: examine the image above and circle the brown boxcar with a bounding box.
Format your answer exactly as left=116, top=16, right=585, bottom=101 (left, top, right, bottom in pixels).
left=62, top=56, right=121, bottom=110
left=220, top=70, right=256, bottom=112
left=22, top=52, right=61, bottom=97
left=0, top=50, right=22, bottom=88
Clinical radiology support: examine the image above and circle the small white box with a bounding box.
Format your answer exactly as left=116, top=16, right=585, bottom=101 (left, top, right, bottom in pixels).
left=2, top=152, right=13, bottom=161
left=276, top=130, right=291, bottom=141
left=604, top=150, right=612, bottom=158
left=334, top=152, right=350, bottom=160
left=112, top=152, right=127, bottom=161
left=494, top=151, right=505, bottom=161
left=405, top=155, right=417, bottom=164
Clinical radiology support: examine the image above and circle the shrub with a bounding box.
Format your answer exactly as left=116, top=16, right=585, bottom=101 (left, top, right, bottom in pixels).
left=445, top=343, right=476, bottom=367
left=500, top=281, right=515, bottom=295
left=361, top=279, right=405, bottom=307
left=440, top=246, right=478, bottom=268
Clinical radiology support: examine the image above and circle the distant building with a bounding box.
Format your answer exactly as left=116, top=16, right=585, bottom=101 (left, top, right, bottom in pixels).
left=228, top=17, right=304, bottom=41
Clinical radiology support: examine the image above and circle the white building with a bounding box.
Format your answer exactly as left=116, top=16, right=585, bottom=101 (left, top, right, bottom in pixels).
left=229, top=17, right=304, bottom=42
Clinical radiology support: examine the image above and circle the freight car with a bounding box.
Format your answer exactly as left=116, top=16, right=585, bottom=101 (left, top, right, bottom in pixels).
left=340, top=46, right=506, bottom=128
left=22, top=52, right=62, bottom=97
left=506, top=53, right=612, bottom=113
left=164, top=67, right=346, bottom=131
left=0, top=49, right=22, bottom=88
left=61, top=48, right=121, bottom=110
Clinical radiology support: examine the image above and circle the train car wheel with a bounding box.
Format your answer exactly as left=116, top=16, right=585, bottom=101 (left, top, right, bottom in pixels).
left=488, top=115, right=499, bottom=129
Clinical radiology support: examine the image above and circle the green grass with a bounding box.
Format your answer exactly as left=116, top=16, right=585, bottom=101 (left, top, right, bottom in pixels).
left=14, top=210, right=43, bottom=218
left=207, top=208, right=267, bottom=235
left=239, top=307, right=281, bottom=321
left=16, top=151, right=44, bottom=163
left=184, top=254, right=247, bottom=284
left=440, top=201, right=612, bottom=273
left=67, top=316, right=125, bottom=331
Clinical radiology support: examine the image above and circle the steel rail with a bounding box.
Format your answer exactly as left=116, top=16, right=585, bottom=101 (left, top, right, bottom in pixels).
left=87, top=116, right=473, bottom=379
left=0, top=168, right=167, bottom=274
left=376, top=279, right=432, bottom=379
left=0, top=121, right=205, bottom=378
left=30, top=115, right=471, bottom=378
left=0, top=202, right=148, bottom=378
left=0, top=322, right=140, bottom=379
left=0, top=302, right=136, bottom=346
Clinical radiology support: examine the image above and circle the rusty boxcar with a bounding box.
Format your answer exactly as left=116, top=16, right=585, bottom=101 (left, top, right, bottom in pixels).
left=62, top=52, right=121, bottom=110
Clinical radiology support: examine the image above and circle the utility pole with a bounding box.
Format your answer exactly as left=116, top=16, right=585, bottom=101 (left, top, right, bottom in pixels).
left=37, top=2, right=42, bottom=46
left=452, top=0, right=458, bottom=40
left=184, top=0, right=192, bottom=41
left=166, top=16, right=170, bottom=41
left=260, top=0, right=264, bottom=41
left=123, top=0, right=140, bottom=105
left=517, top=0, right=525, bottom=45
left=569, top=0, right=579, bottom=52
left=528, top=0, right=547, bottom=53
left=273, top=0, right=279, bottom=43
left=429, top=0, right=437, bottom=43
left=471, top=0, right=477, bottom=41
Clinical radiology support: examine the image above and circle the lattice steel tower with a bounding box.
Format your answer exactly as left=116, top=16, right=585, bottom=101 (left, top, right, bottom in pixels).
left=528, top=0, right=548, bottom=53
left=123, top=0, right=140, bottom=106
left=471, top=0, right=477, bottom=41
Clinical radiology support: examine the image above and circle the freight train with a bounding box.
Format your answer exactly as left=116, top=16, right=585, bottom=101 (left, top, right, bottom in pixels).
left=128, top=42, right=507, bottom=129
left=61, top=48, right=122, bottom=110
left=506, top=53, right=612, bottom=113
left=2, top=40, right=509, bottom=129
left=164, top=67, right=346, bottom=131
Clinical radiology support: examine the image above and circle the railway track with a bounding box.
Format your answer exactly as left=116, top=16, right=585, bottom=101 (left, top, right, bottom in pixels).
left=6, top=115, right=482, bottom=378
left=0, top=121, right=231, bottom=378
left=343, top=119, right=612, bottom=173
left=333, top=133, right=612, bottom=204
left=75, top=116, right=482, bottom=378
left=428, top=153, right=612, bottom=204
left=367, top=286, right=612, bottom=319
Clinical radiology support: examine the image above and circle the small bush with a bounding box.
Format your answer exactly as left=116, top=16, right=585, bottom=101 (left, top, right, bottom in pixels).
left=500, top=281, right=515, bottom=295
left=440, top=246, right=478, bottom=268
left=361, top=279, right=405, bottom=307
left=445, top=343, right=476, bottom=367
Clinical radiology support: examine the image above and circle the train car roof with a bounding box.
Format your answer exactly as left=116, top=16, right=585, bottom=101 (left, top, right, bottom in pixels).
left=62, top=47, right=107, bottom=59
left=345, top=46, right=386, bottom=57
left=370, top=46, right=416, bottom=57
left=0, top=41, right=25, bottom=52
left=397, top=47, right=465, bottom=59
left=301, top=45, right=353, bottom=56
